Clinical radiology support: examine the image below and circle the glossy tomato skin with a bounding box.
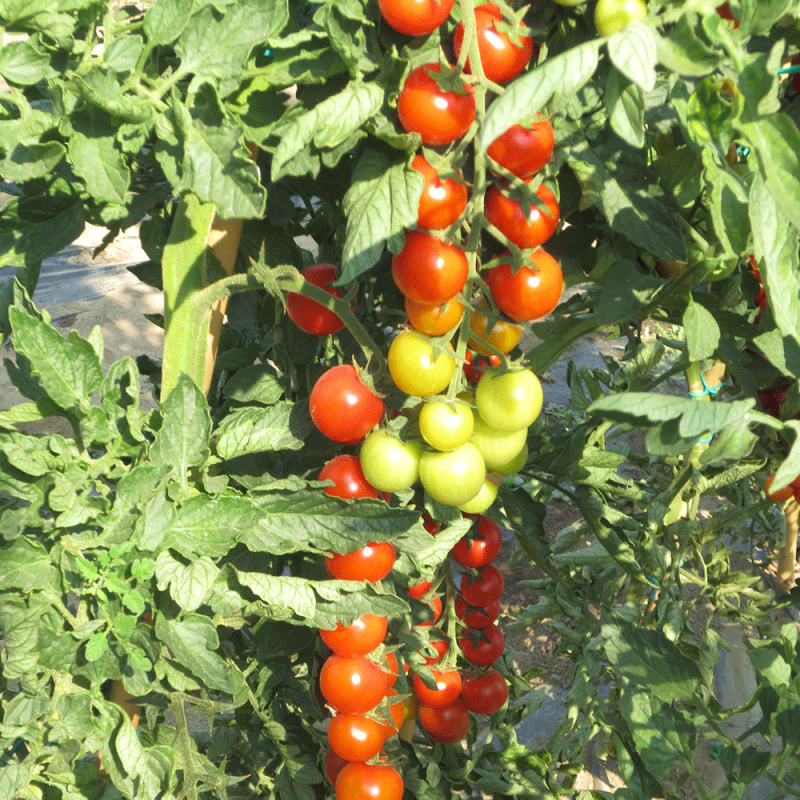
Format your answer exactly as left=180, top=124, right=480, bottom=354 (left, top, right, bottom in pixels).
left=485, top=250, right=563, bottom=322
left=412, top=155, right=468, bottom=230
left=487, top=118, right=555, bottom=178
left=419, top=699, right=470, bottom=738
left=469, top=414, right=527, bottom=471
left=326, top=541, right=397, bottom=583
left=458, top=478, right=499, bottom=514
left=458, top=623, right=505, bottom=666
left=412, top=669, right=462, bottom=707
left=419, top=443, right=486, bottom=506
left=378, top=0, right=454, bottom=35
left=419, top=400, right=474, bottom=451
left=325, top=749, right=351, bottom=786
left=765, top=474, right=794, bottom=503
left=453, top=3, right=533, bottom=83
left=476, top=367, right=543, bottom=432
left=460, top=564, right=504, bottom=606
left=460, top=669, right=509, bottom=714
left=360, top=429, right=423, bottom=493
left=594, top=0, right=647, bottom=36
left=388, top=332, right=456, bottom=397
left=328, top=713, right=385, bottom=762
left=320, top=613, right=388, bottom=658
left=397, top=64, right=476, bottom=146
left=451, top=516, right=503, bottom=568
left=320, top=655, right=388, bottom=714
left=319, top=455, right=378, bottom=500
left=427, top=714, right=471, bottom=743
left=392, top=230, right=468, bottom=304
left=468, top=304, right=522, bottom=356
left=405, top=297, right=464, bottom=336
left=335, top=762, right=404, bottom=800
left=485, top=180, right=560, bottom=250
left=286, top=263, right=347, bottom=335
left=310, top=366, right=384, bottom=445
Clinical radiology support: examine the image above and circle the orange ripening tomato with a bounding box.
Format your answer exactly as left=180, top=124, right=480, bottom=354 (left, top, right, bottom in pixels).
left=468, top=302, right=522, bottom=356
left=405, top=296, right=464, bottom=336
left=484, top=250, right=563, bottom=322
left=765, top=474, right=795, bottom=503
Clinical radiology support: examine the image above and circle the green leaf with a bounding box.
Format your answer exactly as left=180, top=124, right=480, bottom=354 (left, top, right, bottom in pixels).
left=0, top=600, right=43, bottom=680
left=150, top=373, right=211, bottom=476
left=143, top=0, right=194, bottom=46
left=4, top=141, right=67, bottom=183
left=748, top=640, right=791, bottom=686
left=705, top=164, right=750, bottom=256
left=607, top=22, right=657, bottom=92
left=683, top=298, right=720, bottom=361
left=601, top=614, right=703, bottom=702
left=73, top=67, right=154, bottom=124
left=216, top=402, right=312, bottom=460
left=85, top=631, right=109, bottom=662
left=596, top=259, right=662, bottom=325
left=222, top=363, right=285, bottom=404
left=656, top=14, right=721, bottom=77
left=340, top=148, right=422, bottom=282
left=606, top=70, right=645, bottom=149
left=0, top=36, right=56, bottom=85
left=104, top=34, right=144, bottom=73
left=0, top=537, right=56, bottom=591
left=155, top=551, right=218, bottom=612
left=69, top=112, right=131, bottom=205
left=8, top=305, right=103, bottom=413
left=478, top=39, right=601, bottom=150
left=155, top=613, right=234, bottom=693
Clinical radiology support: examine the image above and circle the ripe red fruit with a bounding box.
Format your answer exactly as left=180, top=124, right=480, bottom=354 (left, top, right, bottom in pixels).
left=451, top=516, right=503, bottom=568
left=484, top=180, right=560, bottom=250
left=460, top=669, right=509, bottom=715
left=319, top=613, right=388, bottom=658
left=286, top=263, right=348, bottom=335
left=391, top=230, right=469, bottom=304
left=325, top=541, right=397, bottom=583
left=485, top=249, right=563, bottom=322
left=319, top=455, right=378, bottom=500
left=412, top=154, right=468, bottom=230
left=487, top=118, right=555, bottom=178
left=378, top=0, right=455, bottom=36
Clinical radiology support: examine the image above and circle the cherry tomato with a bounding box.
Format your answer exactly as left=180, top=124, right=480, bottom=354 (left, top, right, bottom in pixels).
left=419, top=699, right=470, bottom=738
left=451, top=516, right=503, bottom=568
left=463, top=351, right=501, bottom=383
left=405, top=297, right=464, bottom=336
left=467, top=303, right=522, bottom=356
left=378, top=0, right=454, bottom=36
left=412, top=668, right=462, bottom=707
left=458, top=478, right=499, bottom=514
left=419, top=443, right=486, bottom=506
left=765, top=474, right=794, bottom=503
left=453, top=3, right=533, bottom=83
left=328, top=713, right=385, bottom=762
left=485, top=250, right=563, bottom=322
left=469, top=414, right=527, bottom=471
left=493, top=442, right=528, bottom=475
left=388, top=331, right=456, bottom=397
left=419, top=400, right=474, bottom=451
left=460, top=564, right=504, bottom=606
left=397, top=64, right=476, bottom=146
left=487, top=118, right=554, bottom=178
left=475, top=367, right=543, bottom=432
left=427, top=714, right=471, bottom=743
left=320, top=613, right=388, bottom=658
left=335, top=763, right=404, bottom=800
left=379, top=650, right=400, bottom=689
left=392, top=230, right=468, bottom=304
left=320, top=655, right=388, bottom=714
left=419, top=637, right=448, bottom=665
left=286, top=263, right=348, bottom=335
left=325, top=749, right=351, bottom=786
left=455, top=595, right=501, bottom=628
left=716, top=2, right=739, bottom=28
left=310, top=366, right=384, bottom=445
left=326, top=541, right=397, bottom=583
left=458, top=623, right=505, bottom=666
left=412, top=155, right=468, bottom=230
left=460, top=669, right=508, bottom=714
left=594, top=0, right=647, bottom=36
left=319, top=455, right=378, bottom=500
left=360, top=429, right=423, bottom=493
left=485, top=180, right=560, bottom=250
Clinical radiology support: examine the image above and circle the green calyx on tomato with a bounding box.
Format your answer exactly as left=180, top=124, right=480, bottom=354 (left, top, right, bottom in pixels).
left=419, top=400, right=475, bottom=451
left=484, top=180, right=560, bottom=250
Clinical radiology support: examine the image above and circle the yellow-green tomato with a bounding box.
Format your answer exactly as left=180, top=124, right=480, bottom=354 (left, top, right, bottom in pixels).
left=458, top=478, right=499, bottom=514
left=469, top=415, right=528, bottom=470
left=419, top=401, right=474, bottom=452
left=388, top=331, right=456, bottom=397
left=419, top=443, right=486, bottom=506
left=475, top=368, right=543, bottom=432
left=493, top=442, right=528, bottom=475
left=553, top=0, right=585, bottom=5
left=594, top=0, right=647, bottom=36
left=360, top=430, right=423, bottom=493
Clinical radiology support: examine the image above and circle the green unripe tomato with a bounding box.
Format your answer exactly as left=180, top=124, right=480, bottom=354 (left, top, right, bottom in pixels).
left=594, top=0, right=647, bottom=36
left=419, top=443, right=486, bottom=506
left=475, top=368, right=543, bottom=432
left=552, top=0, right=585, bottom=5
left=419, top=401, right=474, bottom=452
left=469, top=415, right=528, bottom=470
left=458, top=478, right=499, bottom=514
left=360, top=430, right=423, bottom=493
left=493, top=442, right=528, bottom=475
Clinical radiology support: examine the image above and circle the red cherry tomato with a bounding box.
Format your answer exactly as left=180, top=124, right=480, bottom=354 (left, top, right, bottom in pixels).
left=325, top=541, right=397, bottom=582
left=458, top=623, right=505, bottom=666
left=325, top=749, right=351, bottom=786
left=319, top=655, right=388, bottom=714
left=335, top=763, right=404, bottom=800
left=418, top=699, right=470, bottom=738
left=320, top=613, right=388, bottom=658
left=460, top=564, right=504, bottom=606
left=418, top=636, right=448, bottom=665
left=412, top=154, right=468, bottom=230
left=397, top=64, right=476, bottom=146
left=319, top=455, right=378, bottom=500
left=310, top=365, right=384, bottom=445
left=286, top=263, right=348, bottom=335
left=485, top=249, right=563, bottom=322
left=427, top=713, right=470, bottom=744
left=392, top=230, right=469, bottom=304
left=328, top=713, right=385, bottom=762
left=765, top=474, right=794, bottom=503
left=487, top=118, right=555, bottom=178
left=378, top=0, right=455, bottom=36
left=453, top=3, right=533, bottom=84
left=485, top=180, right=560, bottom=249
left=454, top=595, right=501, bottom=628
left=460, top=669, right=508, bottom=715
left=412, top=669, right=462, bottom=707
left=451, top=516, right=503, bottom=568
left=405, top=296, right=464, bottom=336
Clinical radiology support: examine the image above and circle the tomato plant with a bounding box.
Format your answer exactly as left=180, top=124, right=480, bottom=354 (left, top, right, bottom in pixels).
left=463, top=351, right=502, bottom=383
left=388, top=331, right=456, bottom=397
left=484, top=180, right=560, bottom=250
left=412, top=669, right=463, bottom=707
left=419, top=399, right=475, bottom=451
left=310, top=366, right=385, bottom=445
left=320, top=655, right=389, bottom=714
left=328, top=713, right=386, bottom=762
left=405, top=296, right=464, bottom=336
left=453, top=3, right=533, bottom=84
left=460, top=564, right=505, bottom=606
left=487, top=118, right=555, bottom=178
left=484, top=249, right=563, bottom=322
left=377, top=0, right=455, bottom=36
left=458, top=623, right=506, bottom=666
left=319, top=455, right=379, bottom=500
left=335, top=763, right=404, bottom=800
left=455, top=595, right=501, bottom=627
left=286, top=263, right=348, bottom=335
left=412, top=155, right=468, bottom=230
left=469, top=414, right=528, bottom=470
left=594, top=0, right=648, bottom=36
left=451, top=517, right=503, bottom=568
left=467, top=303, right=522, bottom=356
left=460, top=669, right=509, bottom=715
left=418, top=699, right=471, bottom=739
left=320, top=613, right=388, bottom=657
left=326, top=542, right=397, bottom=583
left=391, top=230, right=468, bottom=304
left=397, top=64, right=476, bottom=146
